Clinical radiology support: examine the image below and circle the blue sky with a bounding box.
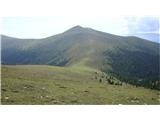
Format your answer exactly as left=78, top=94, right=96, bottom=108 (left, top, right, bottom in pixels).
left=1, top=17, right=159, bottom=42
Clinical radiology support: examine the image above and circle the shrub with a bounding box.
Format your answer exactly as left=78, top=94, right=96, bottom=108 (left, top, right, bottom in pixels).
left=108, top=79, right=114, bottom=85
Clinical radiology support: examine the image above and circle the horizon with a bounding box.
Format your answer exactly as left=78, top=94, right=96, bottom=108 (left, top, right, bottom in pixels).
left=1, top=25, right=159, bottom=43
left=1, top=17, right=159, bottom=42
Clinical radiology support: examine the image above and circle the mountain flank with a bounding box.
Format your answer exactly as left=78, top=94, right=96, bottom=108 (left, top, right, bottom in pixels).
left=1, top=25, right=160, bottom=89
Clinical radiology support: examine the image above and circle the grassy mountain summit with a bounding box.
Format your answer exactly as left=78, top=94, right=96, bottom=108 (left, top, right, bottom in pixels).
left=1, top=25, right=160, bottom=90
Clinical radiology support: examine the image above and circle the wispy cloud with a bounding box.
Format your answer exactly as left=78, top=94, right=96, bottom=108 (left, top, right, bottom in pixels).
left=124, top=17, right=159, bottom=42
left=125, top=17, right=159, bottom=34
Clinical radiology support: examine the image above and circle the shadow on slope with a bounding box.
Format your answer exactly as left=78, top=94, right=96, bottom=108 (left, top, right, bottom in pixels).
left=103, top=48, right=160, bottom=90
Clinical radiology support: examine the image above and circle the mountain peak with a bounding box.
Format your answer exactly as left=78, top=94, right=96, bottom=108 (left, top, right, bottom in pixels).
left=72, top=25, right=83, bottom=29
left=64, top=25, right=86, bottom=33
left=69, top=25, right=84, bottom=30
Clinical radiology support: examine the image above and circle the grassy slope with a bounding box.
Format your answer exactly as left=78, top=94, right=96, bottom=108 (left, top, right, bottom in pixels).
left=1, top=65, right=159, bottom=105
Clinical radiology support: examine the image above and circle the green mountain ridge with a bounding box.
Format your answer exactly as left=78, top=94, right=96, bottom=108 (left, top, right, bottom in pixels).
left=1, top=25, right=160, bottom=89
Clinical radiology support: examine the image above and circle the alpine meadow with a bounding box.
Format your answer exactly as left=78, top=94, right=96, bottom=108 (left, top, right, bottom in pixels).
left=1, top=24, right=160, bottom=105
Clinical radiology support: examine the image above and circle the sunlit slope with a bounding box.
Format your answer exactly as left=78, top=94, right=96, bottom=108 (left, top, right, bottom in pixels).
left=1, top=65, right=159, bottom=104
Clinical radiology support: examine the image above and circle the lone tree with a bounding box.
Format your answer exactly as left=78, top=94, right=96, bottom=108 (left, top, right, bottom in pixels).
left=99, top=79, right=102, bottom=83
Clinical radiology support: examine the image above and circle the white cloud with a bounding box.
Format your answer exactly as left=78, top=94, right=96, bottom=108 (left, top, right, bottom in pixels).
left=125, top=17, right=159, bottom=35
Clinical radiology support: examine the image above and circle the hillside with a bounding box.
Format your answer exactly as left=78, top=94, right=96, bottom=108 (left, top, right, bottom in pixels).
left=1, top=25, right=160, bottom=89
left=1, top=65, right=159, bottom=104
